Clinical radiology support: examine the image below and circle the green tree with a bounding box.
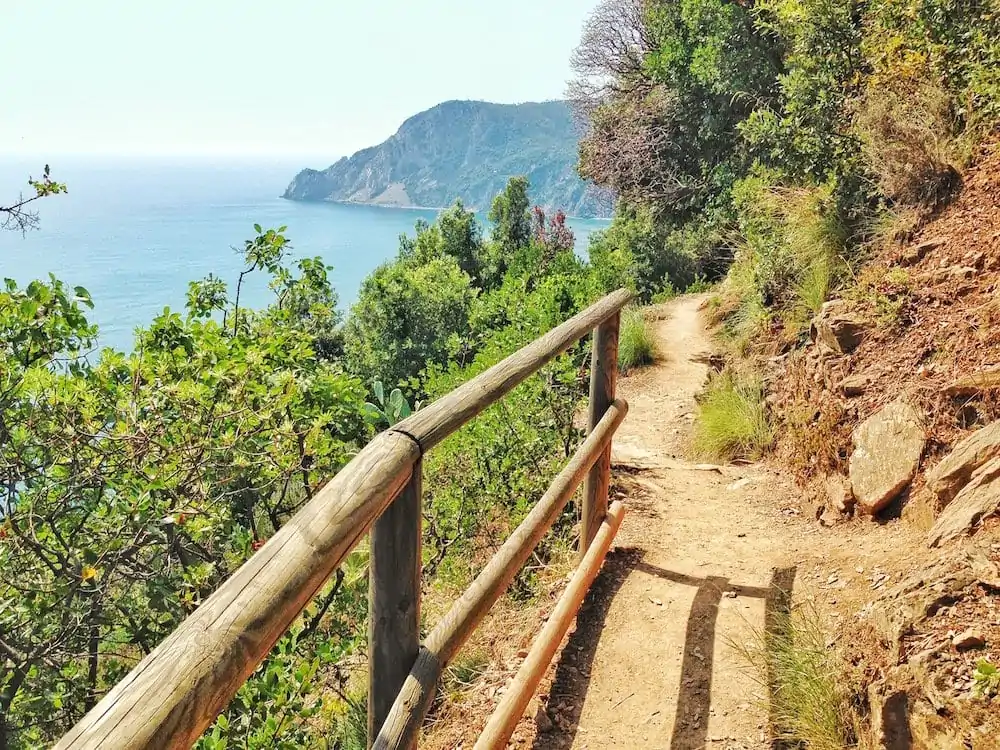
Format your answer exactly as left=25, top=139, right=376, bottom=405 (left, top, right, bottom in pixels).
left=343, top=255, right=476, bottom=391
left=0, top=227, right=368, bottom=748
left=482, top=176, right=532, bottom=287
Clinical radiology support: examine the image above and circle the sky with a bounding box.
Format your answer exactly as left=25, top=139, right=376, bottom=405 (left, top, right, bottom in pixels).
left=2, top=1, right=601, bottom=160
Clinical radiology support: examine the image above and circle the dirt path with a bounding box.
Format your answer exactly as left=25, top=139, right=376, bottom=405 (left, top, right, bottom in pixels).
left=529, top=296, right=820, bottom=750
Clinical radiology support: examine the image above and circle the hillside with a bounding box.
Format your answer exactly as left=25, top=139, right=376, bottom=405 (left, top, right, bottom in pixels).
left=282, top=100, right=612, bottom=218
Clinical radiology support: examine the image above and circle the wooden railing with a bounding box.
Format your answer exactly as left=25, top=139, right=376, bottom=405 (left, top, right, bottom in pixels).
left=55, top=288, right=632, bottom=750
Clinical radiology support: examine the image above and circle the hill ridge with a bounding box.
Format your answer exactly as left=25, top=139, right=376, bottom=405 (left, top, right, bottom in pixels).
left=282, top=100, right=612, bottom=218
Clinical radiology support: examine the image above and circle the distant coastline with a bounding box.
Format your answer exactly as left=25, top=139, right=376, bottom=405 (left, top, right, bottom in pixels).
left=282, top=100, right=614, bottom=219
left=280, top=195, right=613, bottom=222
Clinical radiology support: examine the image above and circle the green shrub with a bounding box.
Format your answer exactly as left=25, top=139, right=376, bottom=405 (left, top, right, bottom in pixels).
left=618, top=307, right=656, bottom=372
left=685, top=275, right=713, bottom=294
left=693, top=370, right=773, bottom=460
left=974, top=659, right=1000, bottom=701
left=737, top=604, right=855, bottom=750
left=854, top=78, right=962, bottom=208
left=651, top=280, right=677, bottom=304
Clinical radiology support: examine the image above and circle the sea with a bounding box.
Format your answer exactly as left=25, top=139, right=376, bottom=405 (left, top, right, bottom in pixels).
left=0, top=157, right=609, bottom=352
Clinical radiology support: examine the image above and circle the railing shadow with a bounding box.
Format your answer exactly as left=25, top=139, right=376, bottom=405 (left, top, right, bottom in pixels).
left=531, top=546, right=643, bottom=750
left=533, top=554, right=797, bottom=750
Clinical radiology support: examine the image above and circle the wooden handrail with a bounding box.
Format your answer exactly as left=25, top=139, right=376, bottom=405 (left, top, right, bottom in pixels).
left=473, top=501, right=627, bottom=750
left=391, top=288, right=632, bottom=452
left=373, top=400, right=628, bottom=750
left=55, top=288, right=631, bottom=750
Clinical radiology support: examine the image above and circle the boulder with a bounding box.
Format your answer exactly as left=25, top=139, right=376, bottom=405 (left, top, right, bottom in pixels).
left=810, top=300, right=866, bottom=354
left=926, top=420, right=1000, bottom=504
left=849, top=401, right=925, bottom=514
left=928, top=457, right=1000, bottom=547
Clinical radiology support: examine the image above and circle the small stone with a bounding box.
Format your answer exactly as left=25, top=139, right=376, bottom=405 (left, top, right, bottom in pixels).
left=840, top=373, right=871, bottom=397
left=535, top=706, right=554, bottom=733
left=952, top=629, right=986, bottom=650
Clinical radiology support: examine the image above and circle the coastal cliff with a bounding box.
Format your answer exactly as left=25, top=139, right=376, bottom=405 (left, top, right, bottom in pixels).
left=282, top=100, right=612, bottom=218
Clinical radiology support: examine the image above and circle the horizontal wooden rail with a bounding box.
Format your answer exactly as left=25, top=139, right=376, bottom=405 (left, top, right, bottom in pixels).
left=373, top=399, right=628, bottom=750
left=56, top=289, right=632, bottom=750
left=392, top=288, right=632, bottom=452
left=474, top=501, right=627, bottom=750
left=56, top=431, right=420, bottom=749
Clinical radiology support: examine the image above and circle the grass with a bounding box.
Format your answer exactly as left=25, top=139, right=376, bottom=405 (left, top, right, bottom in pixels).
left=737, top=604, right=855, bottom=750
left=441, top=647, right=489, bottom=703
left=618, top=306, right=656, bottom=372
left=693, top=370, right=773, bottom=461
left=330, top=694, right=367, bottom=750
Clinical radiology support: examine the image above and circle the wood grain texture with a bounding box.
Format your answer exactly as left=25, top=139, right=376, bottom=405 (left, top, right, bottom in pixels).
left=473, top=501, right=627, bottom=750
left=371, top=647, right=442, bottom=750
left=368, top=461, right=422, bottom=748
left=56, top=431, right=420, bottom=750
left=393, top=289, right=631, bottom=452
left=582, top=312, right=620, bottom=557
left=372, top=401, right=628, bottom=750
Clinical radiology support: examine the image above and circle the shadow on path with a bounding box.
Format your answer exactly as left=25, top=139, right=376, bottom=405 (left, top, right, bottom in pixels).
left=533, top=556, right=798, bottom=750
left=531, top=546, right=642, bottom=750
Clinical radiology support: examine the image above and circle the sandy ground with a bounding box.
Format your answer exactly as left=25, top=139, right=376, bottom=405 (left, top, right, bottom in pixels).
left=425, top=295, right=923, bottom=750
left=525, top=295, right=917, bottom=750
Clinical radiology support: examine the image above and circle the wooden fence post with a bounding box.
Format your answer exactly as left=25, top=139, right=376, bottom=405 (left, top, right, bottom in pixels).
left=581, top=312, right=619, bottom=558
left=368, top=459, right=422, bottom=748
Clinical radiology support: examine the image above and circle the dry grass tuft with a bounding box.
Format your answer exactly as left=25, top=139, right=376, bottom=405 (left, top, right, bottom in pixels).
left=855, top=79, right=963, bottom=209
left=693, top=369, right=773, bottom=461
left=737, top=603, right=858, bottom=750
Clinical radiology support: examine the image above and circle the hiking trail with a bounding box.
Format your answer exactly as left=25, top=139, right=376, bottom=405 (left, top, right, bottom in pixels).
left=522, top=295, right=913, bottom=750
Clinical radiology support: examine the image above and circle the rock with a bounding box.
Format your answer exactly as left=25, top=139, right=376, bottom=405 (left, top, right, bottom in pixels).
left=952, top=628, right=986, bottom=650
left=926, top=421, right=1000, bottom=504
left=868, top=682, right=913, bottom=750
left=928, top=457, right=1000, bottom=547
left=840, top=373, right=871, bottom=397
left=825, top=474, right=855, bottom=513
left=901, top=236, right=945, bottom=266
left=534, top=705, right=554, bottom=733
left=849, top=401, right=925, bottom=514
left=942, top=368, right=1000, bottom=398
left=726, top=477, right=755, bottom=492
left=810, top=300, right=867, bottom=354
left=867, top=549, right=1000, bottom=652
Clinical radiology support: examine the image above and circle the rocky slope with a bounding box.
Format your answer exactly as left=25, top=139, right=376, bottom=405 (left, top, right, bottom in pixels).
left=282, top=100, right=612, bottom=218
left=758, top=144, right=1000, bottom=745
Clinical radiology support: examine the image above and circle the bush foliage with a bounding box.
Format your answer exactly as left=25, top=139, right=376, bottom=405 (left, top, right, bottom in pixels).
left=0, top=177, right=609, bottom=748
left=574, top=0, right=1000, bottom=311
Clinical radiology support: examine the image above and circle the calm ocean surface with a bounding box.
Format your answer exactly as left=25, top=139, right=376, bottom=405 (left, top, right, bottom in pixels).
left=0, top=157, right=609, bottom=351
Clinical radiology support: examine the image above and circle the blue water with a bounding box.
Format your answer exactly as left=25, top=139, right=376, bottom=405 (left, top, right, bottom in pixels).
left=0, top=157, right=609, bottom=351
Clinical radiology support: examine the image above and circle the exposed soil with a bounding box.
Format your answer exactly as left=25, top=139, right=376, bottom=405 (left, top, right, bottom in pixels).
left=493, top=297, right=917, bottom=749
left=425, top=290, right=997, bottom=749
left=771, top=142, right=1000, bottom=490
